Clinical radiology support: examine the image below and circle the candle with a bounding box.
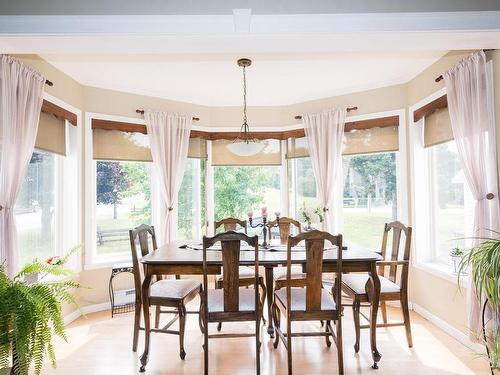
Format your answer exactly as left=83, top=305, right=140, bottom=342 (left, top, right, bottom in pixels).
left=274, top=211, right=280, bottom=217
left=247, top=211, right=253, bottom=218
left=261, top=206, right=267, bottom=213
left=262, top=211, right=268, bottom=218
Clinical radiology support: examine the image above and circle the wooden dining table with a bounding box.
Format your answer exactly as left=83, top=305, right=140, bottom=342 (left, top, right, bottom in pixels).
left=140, top=241, right=383, bottom=370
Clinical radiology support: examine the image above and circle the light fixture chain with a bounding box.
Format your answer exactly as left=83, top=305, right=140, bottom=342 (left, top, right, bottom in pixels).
left=242, top=65, right=248, bottom=127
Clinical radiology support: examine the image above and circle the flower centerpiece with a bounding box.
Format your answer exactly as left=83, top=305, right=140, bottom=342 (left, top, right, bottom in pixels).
left=0, top=245, right=82, bottom=375
left=299, top=204, right=324, bottom=231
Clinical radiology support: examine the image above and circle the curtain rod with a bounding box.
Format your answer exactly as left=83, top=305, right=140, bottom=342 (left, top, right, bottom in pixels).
left=435, top=49, right=495, bottom=82
left=294, top=106, right=358, bottom=120
left=45, top=79, right=53, bottom=86
left=136, top=109, right=199, bottom=121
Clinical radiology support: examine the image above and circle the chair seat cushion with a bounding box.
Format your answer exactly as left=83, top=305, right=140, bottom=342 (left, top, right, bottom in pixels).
left=207, top=289, right=256, bottom=313
left=217, top=266, right=259, bottom=281
left=150, top=279, right=201, bottom=300
left=273, top=266, right=306, bottom=281
left=342, top=274, right=400, bottom=295
left=275, top=288, right=336, bottom=311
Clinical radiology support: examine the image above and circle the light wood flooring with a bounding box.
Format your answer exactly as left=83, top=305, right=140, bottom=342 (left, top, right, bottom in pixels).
left=41, top=300, right=493, bottom=375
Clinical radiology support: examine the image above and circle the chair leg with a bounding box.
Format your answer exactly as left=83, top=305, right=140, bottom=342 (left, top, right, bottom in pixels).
left=154, top=305, right=161, bottom=329
left=259, top=278, right=267, bottom=325
left=381, top=301, right=388, bottom=324
left=287, top=318, right=292, bottom=375
left=132, top=301, right=141, bottom=352
left=272, top=302, right=280, bottom=348
left=336, top=316, right=344, bottom=375
left=215, top=279, right=223, bottom=332
left=401, top=293, right=413, bottom=348
left=256, top=312, right=261, bottom=375
left=203, top=307, right=209, bottom=375
left=179, top=305, right=187, bottom=360
left=325, top=320, right=332, bottom=347
left=352, top=298, right=361, bottom=353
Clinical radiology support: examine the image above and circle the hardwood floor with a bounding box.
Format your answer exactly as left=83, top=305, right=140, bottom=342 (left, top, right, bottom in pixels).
left=42, top=299, right=492, bottom=374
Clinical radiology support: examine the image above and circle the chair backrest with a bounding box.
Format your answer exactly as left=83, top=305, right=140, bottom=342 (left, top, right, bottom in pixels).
left=214, top=217, right=247, bottom=234
left=267, top=216, right=301, bottom=244
left=202, top=231, right=259, bottom=314
left=129, top=224, right=157, bottom=302
left=378, top=221, right=412, bottom=287
left=286, top=230, right=343, bottom=312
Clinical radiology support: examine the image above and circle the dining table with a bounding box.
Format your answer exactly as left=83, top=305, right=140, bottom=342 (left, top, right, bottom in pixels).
left=139, top=241, right=383, bottom=370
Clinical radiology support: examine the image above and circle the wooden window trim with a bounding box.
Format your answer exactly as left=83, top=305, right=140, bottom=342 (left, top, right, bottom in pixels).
left=413, top=94, right=448, bottom=123
left=41, top=99, right=78, bottom=126
left=91, top=115, right=399, bottom=140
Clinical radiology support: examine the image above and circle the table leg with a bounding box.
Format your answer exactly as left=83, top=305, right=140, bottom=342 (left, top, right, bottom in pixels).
left=367, top=262, right=382, bottom=369
left=139, top=273, right=152, bottom=372
left=264, top=266, right=275, bottom=338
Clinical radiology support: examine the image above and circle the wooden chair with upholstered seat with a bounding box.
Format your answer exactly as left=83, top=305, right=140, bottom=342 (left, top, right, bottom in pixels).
left=214, top=217, right=266, bottom=331
left=341, top=221, right=413, bottom=353
left=267, top=217, right=306, bottom=290
left=201, top=231, right=262, bottom=375
left=129, top=224, right=201, bottom=365
left=272, top=230, right=344, bottom=375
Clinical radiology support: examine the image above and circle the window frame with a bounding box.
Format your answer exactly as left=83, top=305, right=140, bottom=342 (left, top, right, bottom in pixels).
left=409, top=88, right=471, bottom=281
left=85, top=113, right=159, bottom=268
left=15, top=92, right=82, bottom=272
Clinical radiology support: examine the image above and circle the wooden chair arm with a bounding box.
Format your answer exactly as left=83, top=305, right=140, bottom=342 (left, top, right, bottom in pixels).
left=376, top=260, right=409, bottom=266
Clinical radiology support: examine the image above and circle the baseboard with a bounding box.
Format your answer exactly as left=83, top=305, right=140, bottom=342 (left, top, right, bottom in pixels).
left=412, top=303, right=485, bottom=353
left=64, top=302, right=111, bottom=326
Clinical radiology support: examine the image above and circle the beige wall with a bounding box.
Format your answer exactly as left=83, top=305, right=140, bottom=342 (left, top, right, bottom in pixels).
left=13, top=53, right=499, bottom=336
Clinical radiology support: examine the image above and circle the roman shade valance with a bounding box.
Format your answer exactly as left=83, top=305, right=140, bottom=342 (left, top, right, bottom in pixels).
left=92, top=128, right=206, bottom=162
left=35, top=112, right=66, bottom=155
left=287, top=125, right=399, bottom=158
left=423, top=107, right=454, bottom=147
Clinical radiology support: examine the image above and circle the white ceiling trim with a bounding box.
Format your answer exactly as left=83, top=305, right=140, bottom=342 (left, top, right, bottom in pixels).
left=1, top=11, right=500, bottom=35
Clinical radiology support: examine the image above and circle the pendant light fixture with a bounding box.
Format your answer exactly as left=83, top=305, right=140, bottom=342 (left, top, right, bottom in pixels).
left=226, top=58, right=264, bottom=157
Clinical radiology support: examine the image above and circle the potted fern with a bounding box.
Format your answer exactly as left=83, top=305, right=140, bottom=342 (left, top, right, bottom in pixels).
left=0, top=246, right=81, bottom=375
left=458, top=231, right=500, bottom=374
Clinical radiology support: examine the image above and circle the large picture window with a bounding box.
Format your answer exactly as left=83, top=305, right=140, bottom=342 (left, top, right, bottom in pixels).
left=288, top=157, right=319, bottom=220
left=15, top=151, right=58, bottom=267
left=177, top=158, right=206, bottom=240
left=426, top=140, right=474, bottom=264
left=95, top=160, right=152, bottom=255
left=343, top=152, right=397, bottom=250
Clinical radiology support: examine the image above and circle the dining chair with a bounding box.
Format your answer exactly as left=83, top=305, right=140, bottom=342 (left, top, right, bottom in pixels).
left=214, top=217, right=266, bottom=331
left=341, top=221, right=413, bottom=352
left=272, top=230, right=344, bottom=375
left=130, top=224, right=202, bottom=363
left=201, top=231, right=262, bottom=375
left=268, top=217, right=306, bottom=290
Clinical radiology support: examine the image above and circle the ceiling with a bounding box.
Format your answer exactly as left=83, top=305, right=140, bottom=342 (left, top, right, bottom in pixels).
left=41, top=51, right=446, bottom=106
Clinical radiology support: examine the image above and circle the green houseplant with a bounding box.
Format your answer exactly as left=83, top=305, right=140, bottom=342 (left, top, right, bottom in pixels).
left=0, top=247, right=81, bottom=375
left=458, top=231, right=500, bottom=373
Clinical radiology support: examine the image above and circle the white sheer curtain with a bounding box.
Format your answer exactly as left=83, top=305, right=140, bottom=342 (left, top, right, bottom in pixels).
left=0, top=55, right=45, bottom=277
left=303, top=109, right=346, bottom=232
left=444, top=51, right=500, bottom=336
left=144, top=110, right=191, bottom=244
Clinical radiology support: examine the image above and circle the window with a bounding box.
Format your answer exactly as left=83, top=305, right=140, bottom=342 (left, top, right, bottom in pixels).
left=95, top=160, right=152, bottom=255
left=15, top=151, right=58, bottom=267
left=343, top=152, right=398, bottom=250
left=288, top=157, right=319, bottom=219
left=177, top=158, right=206, bottom=240
left=427, top=140, right=474, bottom=264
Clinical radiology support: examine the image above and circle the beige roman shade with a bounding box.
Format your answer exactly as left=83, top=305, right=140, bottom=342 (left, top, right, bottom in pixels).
left=212, top=139, right=281, bottom=166
left=343, top=126, right=399, bottom=155
left=287, top=126, right=399, bottom=158
left=423, top=107, right=454, bottom=147
left=35, top=112, right=66, bottom=155
left=93, top=128, right=206, bottom=161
